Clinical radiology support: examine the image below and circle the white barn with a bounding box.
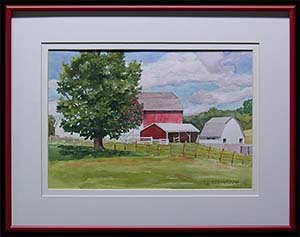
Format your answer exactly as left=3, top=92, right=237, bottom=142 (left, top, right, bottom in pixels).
left=198, top=117, right=245, bottom=144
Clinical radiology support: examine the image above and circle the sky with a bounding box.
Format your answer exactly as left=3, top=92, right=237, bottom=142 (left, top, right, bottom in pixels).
left=48, top=50, right=252, bottom=116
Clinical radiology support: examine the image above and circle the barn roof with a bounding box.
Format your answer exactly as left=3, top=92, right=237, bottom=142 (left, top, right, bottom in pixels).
left=143, top=123, right=200, bottom=133
left=138, top=92, right=183, bottom=111
left=200, top=117, right=234, bottom=138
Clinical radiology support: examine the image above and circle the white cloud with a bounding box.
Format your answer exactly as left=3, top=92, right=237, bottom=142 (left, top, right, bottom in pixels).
left=184, top=104, right=213, bottom=116
left=140, top=51, right=253, bottom=115
left=140, top=52, right=226, bottom=89
left=48, top=79, right=59, bottom=89
left=193, top=52, right=225, bottom=73
left=216, top=73, right=252, bottom=88
left=189, top=87, right=252, bottom=109
left=140, top=51, right=252, bottom=88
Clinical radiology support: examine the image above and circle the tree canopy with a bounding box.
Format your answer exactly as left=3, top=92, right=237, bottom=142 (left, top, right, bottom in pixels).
left=56, top=51, right=143, bottom=149
left=237, top=99, right=252, bottom=114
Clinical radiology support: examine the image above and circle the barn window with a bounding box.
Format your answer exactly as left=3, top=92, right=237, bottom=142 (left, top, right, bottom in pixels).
left=223, top=138, right=227, bottom=143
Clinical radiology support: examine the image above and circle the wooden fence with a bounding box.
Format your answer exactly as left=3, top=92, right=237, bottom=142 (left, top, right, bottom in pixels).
left=48, top=137, right=252, bottom=167
left=104, top=141, right=252, bottom=167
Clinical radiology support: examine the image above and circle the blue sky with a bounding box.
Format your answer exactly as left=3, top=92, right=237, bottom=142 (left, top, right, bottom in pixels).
left=48, top=51, right=252, bottom=116
left=125, top=52, right=166, bottom=64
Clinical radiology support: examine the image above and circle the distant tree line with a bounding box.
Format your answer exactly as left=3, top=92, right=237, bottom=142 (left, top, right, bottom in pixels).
left=48, top=115, right=56, bottom=136
left=183, top=99, right=252, bottom=131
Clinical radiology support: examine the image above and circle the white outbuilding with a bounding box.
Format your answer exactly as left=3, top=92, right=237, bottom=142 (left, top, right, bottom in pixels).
left=53, top=114, right=82, bottom=139
left=198, top=117, right=245, bottom=144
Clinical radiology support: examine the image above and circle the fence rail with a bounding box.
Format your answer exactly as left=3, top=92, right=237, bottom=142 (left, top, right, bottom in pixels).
left=103, top=141, right=252, bottom=167
left=200, top=143, right=253, bottom=155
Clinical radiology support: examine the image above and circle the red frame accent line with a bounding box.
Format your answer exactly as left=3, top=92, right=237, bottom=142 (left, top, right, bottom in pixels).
left=5, top=6, right=12, bottom=233
left=5, top=225, right=295, bottom=232
left=5, top=5, right=296, bottom=11
left=289, top=6, right=296, bottom=232
left=4, top=5, right=297, bottom=233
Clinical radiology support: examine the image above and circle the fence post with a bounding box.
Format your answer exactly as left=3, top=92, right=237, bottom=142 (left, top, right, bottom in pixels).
left=147, top=143, right=150, bottom=152
left=113, top=142, right=116, bottom=151
left=124, top=142, right=127, bottom=151
left=194, top=145, right=198, bottom=158
left=135, top=141, right=137, bottom=152
left=242, top=154, right=246, bottom=165
left=208, top=146, right=211, bottom=159
left=182, top=143, right=185, bottom=155
left=219, top=148, right=224, bottom=162
left=231, top=152, right=236, bottom=165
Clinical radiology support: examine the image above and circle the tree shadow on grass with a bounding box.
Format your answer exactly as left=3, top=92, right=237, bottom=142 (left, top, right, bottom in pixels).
left=49, top=144, right=146, bottom=161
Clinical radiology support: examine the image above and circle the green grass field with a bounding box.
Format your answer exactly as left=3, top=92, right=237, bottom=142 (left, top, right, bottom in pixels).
left=48, top=142, right=252, bottom=189
left=244, top=129, right=252, bottom=144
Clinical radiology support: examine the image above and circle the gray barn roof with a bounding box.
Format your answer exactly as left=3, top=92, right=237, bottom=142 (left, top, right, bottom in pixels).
left=200, top=117, right=233, bottom=138
left=138, top=92, right=183, bottom=111
left=144, top=123, right=200, bottom=133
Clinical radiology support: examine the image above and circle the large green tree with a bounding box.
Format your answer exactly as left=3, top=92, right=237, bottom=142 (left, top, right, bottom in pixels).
left=56, top=51, right=143, bottom=150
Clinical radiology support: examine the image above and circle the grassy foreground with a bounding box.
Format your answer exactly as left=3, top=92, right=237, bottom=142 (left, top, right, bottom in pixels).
left=48, top=143, right=252, bottom=189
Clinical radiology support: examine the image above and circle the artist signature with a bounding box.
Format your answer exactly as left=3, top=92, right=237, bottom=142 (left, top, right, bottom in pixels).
left=201, top=179, right=240, bottom=185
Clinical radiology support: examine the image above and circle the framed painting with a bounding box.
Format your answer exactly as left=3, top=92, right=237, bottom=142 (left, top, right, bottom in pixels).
left=1, top=1, right=298, bottom=236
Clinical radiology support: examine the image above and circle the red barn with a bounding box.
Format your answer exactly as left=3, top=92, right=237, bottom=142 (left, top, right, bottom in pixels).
left=138, top=92, right=183, bottom=127
left=140, top=123, right=200, bottom=143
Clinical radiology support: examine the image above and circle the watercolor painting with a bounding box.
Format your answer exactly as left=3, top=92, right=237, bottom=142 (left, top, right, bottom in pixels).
left=48, top=50, right=253, bottom=189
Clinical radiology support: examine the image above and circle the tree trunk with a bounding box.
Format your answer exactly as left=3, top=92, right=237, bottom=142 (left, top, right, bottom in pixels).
left=94, top=136, right=105, bottom=150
